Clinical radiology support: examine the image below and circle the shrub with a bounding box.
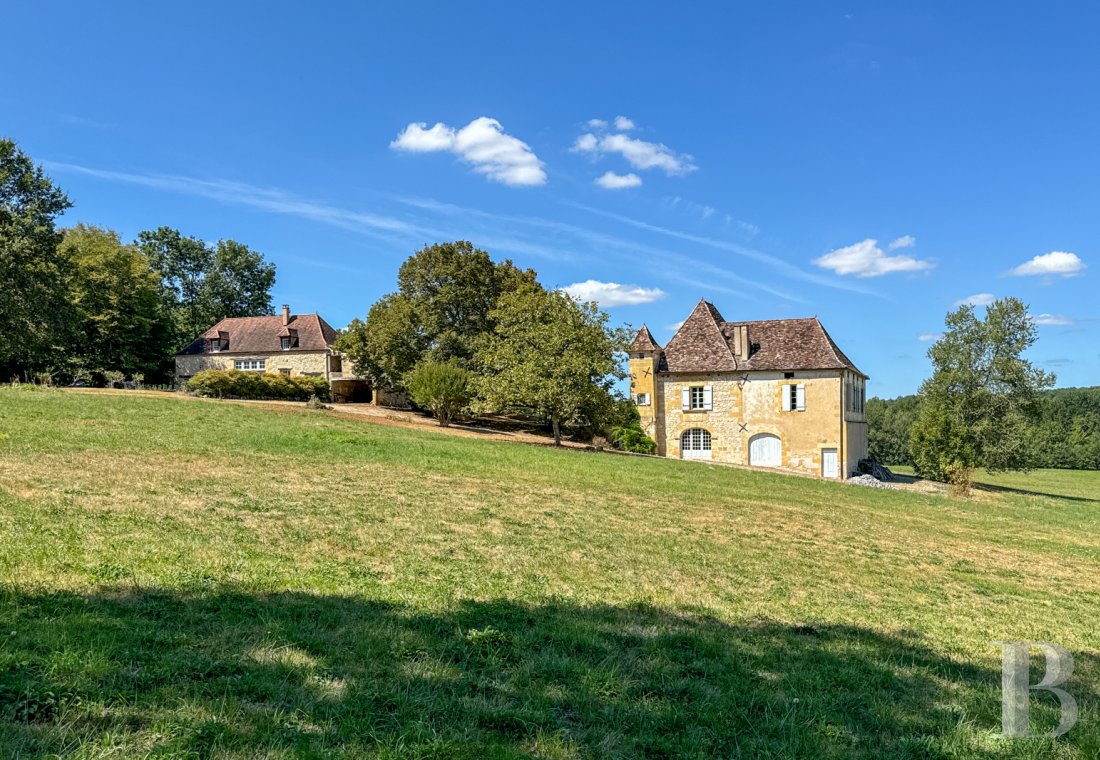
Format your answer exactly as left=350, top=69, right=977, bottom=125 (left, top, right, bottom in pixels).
left=186, top=370, right=330, bottom=402
left=103, top=370, right=125, bottom=389
left=405, top=362, right=473, bottom=426
left=611, top=426, right=657, bottom=455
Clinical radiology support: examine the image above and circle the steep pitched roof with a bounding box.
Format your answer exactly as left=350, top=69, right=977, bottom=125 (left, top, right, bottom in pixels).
left=661, top=299, right=739, bottom=372
left=657, top=299, right=867, bottom=377
left=720, top=317, right=865, bottom=377
left=177, top=313, right=339, bottom=355
left=629, top=324, right=662, bottom=352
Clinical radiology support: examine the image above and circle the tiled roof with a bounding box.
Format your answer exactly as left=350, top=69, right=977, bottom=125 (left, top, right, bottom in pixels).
left=661, top=299, right=738, bottom=372
left=177, top=313, right=339, bottom=355
left=659, top=299, right=866, bottom=377
left=629, top=324, right=662, bottom=352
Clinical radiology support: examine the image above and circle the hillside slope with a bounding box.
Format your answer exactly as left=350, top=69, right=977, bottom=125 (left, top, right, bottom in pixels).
left=1, top=387, right=1099, bottom=758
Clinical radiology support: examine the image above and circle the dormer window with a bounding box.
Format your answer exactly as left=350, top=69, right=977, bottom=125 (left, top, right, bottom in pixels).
left=280, top=337, right=291, bottom=351
left=210, top=339, right=224, bottom=352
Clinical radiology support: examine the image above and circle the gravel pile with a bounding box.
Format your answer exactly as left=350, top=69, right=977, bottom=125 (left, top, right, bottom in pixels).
left=847, top=474, right=894, bottom=489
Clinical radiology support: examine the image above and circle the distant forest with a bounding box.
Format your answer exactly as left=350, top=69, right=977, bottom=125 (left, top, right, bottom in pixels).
left=868, top=386, right=1100, bottom=470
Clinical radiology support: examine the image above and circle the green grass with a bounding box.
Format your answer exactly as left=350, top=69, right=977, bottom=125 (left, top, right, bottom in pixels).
left=1, top=387, right=1099, bottom=758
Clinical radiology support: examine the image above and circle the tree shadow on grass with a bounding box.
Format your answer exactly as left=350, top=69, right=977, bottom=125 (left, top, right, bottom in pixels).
left=0, top=588, right=1092, bottom=758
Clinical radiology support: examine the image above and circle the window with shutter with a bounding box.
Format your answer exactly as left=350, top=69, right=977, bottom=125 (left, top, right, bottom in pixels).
left=796, top=383, right=806, bottom=411
left=702, top=386, right=713, bottom=410
left=782, top=384, right=792, bottom=411
left=681, top=388, right=691, bottom=411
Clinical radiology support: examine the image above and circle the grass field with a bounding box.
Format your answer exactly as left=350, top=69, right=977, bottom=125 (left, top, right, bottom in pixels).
left=1, top=386, right=1099, bottom=758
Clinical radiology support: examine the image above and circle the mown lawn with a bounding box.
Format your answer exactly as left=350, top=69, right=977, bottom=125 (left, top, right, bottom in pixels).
left=1, top=387, right=1099, bottom=758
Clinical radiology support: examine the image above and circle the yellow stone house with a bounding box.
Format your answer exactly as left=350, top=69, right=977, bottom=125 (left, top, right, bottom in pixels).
left=174, top=305, right=369, bottom=402
left=629, top=299, right=868, bottom=479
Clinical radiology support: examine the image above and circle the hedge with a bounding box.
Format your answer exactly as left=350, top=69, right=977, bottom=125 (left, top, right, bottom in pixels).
left=186, top=369, right=330, bottom=401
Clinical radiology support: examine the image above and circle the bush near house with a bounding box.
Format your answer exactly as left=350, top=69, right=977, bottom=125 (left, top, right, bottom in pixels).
left=186, top=369, right=329, bottom=401
left=611, top=425, right=657, bottom=454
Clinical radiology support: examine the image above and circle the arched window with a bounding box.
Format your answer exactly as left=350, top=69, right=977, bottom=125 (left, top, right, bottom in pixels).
left=681, top=428, right=712, bottom=459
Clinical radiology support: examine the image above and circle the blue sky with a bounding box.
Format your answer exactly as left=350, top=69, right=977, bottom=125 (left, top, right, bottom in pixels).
left=4, top=1, right=1096, bottom=397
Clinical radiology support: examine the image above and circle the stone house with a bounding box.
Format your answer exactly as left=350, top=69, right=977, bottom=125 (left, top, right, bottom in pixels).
left=174, top=305, right=369, bottom=402
left=629, top=299, right=868, bottom=479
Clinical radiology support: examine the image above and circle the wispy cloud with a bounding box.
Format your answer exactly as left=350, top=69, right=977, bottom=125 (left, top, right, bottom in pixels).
left=391, top=117, right=546, bottom=186
left=1031, top=313, right=1074, bottom=326
left=561, top=280, right=665, bottom=306
left=954, top=292, right=995, bottom=307
left=594, top=171, right=642, bottom=189
left=888, top=235, right=916, bottom=250
left=1007, top=251, right=1085, bottom=277
left=813, top=238, right=935, bottom=278
left=566, top=201, right=873, bottom=295
left=917, top=332, right=941, bottom=342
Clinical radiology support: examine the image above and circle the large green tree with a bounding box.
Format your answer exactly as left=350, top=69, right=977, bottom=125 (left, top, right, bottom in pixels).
left=0, top=139, right=73, bottom=377
left=475, top=285, right=628, bottom=445
left=909, top=297, right=1054, bottom=491
left=59, top=224, right=175, bottom=379
left=338, top=241, right=537, bottom=391
left=136, top=227, right=276, bottom=347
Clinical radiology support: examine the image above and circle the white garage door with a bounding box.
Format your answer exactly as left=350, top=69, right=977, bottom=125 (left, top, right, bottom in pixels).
left=749, top=434, right=781, bottom=468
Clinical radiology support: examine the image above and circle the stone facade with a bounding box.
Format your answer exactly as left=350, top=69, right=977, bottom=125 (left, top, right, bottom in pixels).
left=629, top=300, right=869, bottom=479
left=175, top=350, right=336, bottom=381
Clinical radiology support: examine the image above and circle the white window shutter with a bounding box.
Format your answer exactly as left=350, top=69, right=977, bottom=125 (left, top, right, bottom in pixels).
left=681, top=388, right=691, bottom=411
left=796, top=383, right=806, bottom=411
left=782, top=384, right=792, bottom=411
left=702, top=386, right=713, bottom=410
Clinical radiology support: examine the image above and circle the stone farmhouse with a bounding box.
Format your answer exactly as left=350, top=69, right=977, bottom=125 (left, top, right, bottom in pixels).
left=629, top=299, right=868, bottom=479
left=174, top=305, right=370, bottom=402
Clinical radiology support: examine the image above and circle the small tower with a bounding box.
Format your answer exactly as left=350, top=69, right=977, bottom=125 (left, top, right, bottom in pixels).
left=628, top=325, right=663, bottom=444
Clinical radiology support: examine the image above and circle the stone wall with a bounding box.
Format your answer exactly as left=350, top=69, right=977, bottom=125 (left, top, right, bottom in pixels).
left=175, top=351, right=331, bottom=380
left=650, top=369, right=851, bottom=478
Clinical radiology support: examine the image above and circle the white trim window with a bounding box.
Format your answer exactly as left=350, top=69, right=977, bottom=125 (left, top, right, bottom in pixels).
left=280, top=337, right=292, bottom=351
left=682, top=385, right=713, bottom=411
left=634, top=392, right=651, bottom=406
left=209, top=339, right=224, bottom=352
left=680, top=428, right=712, bottom=459
left=234, top=359, right=266, bottom=371
left=782, top=383, right=806, bottom=412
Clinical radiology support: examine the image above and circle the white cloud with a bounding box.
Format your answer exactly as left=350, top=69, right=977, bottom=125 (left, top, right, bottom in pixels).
left=560, top=280, right=666, bottom=306
left=1008, top=251, right=1085, bottom=277
left=594, top=171, right=642, bottom=190
left=888, top=235, right=916, bottom=249
left=390, top=117, right=546, bottom=186
left=917, top=332, right=941, bottom=342
left=587, top=118, right=608, bottom=130
left=614, top=115, right=635, bottom=131
left=812, top=238, right=935, bottom=277
left=954, top=292, right=995, bottom=307
left=1031, top=313, right=1075, bottom=326
left=572, top=132, right=696, bottom=176
left=666, top=320, right=686, bottom=332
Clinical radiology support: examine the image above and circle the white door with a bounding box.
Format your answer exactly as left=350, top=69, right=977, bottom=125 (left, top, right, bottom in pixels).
left=749, top=434, right=781, bottom=467
left=822, top=448, right=838, bottom=479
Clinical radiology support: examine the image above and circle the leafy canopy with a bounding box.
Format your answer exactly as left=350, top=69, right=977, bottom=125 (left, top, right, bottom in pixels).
left=909, top=297, right=1054, bottom=487
left=59, top=224, right=175, bottom=378
left=0, top=138, right=73, bottom=375
left=475, top=285, right=628, bottom=445
left=337, top=242, right=537, bottom=391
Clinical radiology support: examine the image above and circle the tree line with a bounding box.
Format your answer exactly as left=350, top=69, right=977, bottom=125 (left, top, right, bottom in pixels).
left=870, top=386, right=1100, bottom=472
left=1, top=139, right=277, bottom=384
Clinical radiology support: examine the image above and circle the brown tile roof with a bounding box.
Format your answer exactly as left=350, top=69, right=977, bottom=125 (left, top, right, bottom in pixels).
left=177, top=313, right=339, bottom=355
left=629, top=324, right=662, bottom=352
left=661, top=299, right=738, bottom=372
left=659, top=299, right=866, bottom=377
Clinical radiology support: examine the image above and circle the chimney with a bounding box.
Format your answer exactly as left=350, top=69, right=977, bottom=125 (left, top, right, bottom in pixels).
left=739, top=325, right=749, bottom=357
left=281, top=304, right=290, bottom=325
